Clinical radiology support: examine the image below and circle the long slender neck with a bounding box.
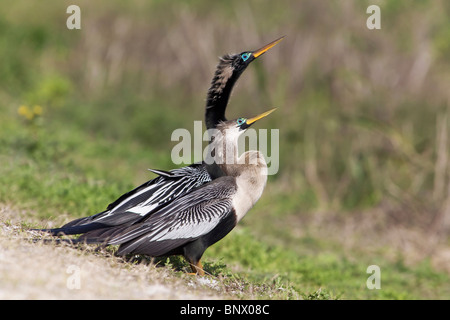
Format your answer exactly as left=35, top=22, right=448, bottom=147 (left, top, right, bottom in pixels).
left=205, top=55, right=240, bottom=130
left=208, top=128, right=267, bottom=178
left=208, top=124, right=269, bottom=222
left=230, top=150, right=268, bottom=221
left=207, top=127, right=268, bottom=216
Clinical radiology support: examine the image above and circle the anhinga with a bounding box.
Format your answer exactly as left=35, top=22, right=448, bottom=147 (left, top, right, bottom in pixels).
left=38, top=37, right=283, bottom=257
left=48, top=108, right=276, bottom=275
left=205, top=36, right=284, bottom=129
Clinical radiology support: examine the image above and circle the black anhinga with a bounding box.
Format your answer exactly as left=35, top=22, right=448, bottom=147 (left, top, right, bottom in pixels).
left=49, top=109, right=276, bottom=275
left=38, top=37, right=283, bottom=252
left=205, top=36, right=284, bottom=129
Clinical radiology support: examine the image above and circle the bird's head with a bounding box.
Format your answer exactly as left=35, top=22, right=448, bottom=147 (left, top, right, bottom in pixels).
left=206, top=36, right=284, bottom=129
left=209, top=108, right=276, bottom=173
left=214, top=108, right=277, bottom=142
left=234, top=107, right=277, bottom=131
left=223, top=36, right=285, bottom=75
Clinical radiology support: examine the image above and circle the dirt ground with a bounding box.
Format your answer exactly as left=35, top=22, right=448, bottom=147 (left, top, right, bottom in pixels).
left=2, top=203, right=449, bottom=299
left=0, top=205, right=221, bottom=300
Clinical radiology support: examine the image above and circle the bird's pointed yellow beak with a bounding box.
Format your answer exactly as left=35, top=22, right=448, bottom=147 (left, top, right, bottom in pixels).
left=252, top=36, right=285, bottom=58
left=246, top=108, right=277, bottom=125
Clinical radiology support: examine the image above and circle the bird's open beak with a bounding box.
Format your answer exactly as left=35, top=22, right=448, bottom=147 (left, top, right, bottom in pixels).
left=246, top=108, right=277, bottom=125
left=252, top=36, right=285, bottom=58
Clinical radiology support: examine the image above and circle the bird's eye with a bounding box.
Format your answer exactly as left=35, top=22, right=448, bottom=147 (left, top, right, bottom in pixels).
left=241, top=53, right=251, bottom=61
left=237, top=118, right=246, bottom=125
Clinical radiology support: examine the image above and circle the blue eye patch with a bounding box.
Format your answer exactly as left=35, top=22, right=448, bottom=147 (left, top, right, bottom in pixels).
left=236, top=118, right=246, bottom=125
left=241, top=52, right=251, bottom=61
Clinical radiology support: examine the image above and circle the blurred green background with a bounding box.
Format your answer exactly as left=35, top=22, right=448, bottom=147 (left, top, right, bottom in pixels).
left=1, top=0, right=450, bottom=299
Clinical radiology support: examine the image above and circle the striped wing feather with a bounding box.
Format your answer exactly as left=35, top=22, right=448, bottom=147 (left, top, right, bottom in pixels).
left=58, top=163, right=212, bottom=234
left=79, top=176, right=237, bottom=256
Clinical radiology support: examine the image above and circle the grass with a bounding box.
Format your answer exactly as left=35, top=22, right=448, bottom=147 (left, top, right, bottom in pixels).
left=2, top=111, right=450, bottom=299
left=1, top=0, right=450, bottom=300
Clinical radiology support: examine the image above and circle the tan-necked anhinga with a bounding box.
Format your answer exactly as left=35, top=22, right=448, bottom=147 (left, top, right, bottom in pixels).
left=45, top=108, right=276, bottom=275
left=38, top=38, right=283, bottom=257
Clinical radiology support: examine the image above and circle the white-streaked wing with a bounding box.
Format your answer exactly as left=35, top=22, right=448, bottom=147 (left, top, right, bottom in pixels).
left=95, top=164, right=212, bottom=221
left=60, top=164, right=213, bottom=232
left=107, top=176, right=237, bottom=246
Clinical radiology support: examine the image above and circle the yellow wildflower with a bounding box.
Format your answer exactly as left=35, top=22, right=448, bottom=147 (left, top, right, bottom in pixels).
left=33, top=105, right=43, bottom=116
left=18, top=105, right=34, bottom=120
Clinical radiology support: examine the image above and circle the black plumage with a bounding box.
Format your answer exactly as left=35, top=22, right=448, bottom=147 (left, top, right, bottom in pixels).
left=43, top=111, right=275, bottom=275
left=205, top=36, right=284, bottom=129
left=41, top=37, right=283, bottom=239
left=36, top=37, right=283, bottom=274
left=79, top=177, right=238, bottom=259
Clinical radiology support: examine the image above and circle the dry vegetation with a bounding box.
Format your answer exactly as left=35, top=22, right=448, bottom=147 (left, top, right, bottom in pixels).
left=0, top=205, right=224, bottom=300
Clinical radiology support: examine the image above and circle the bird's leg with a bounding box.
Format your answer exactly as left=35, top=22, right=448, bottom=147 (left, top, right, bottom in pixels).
left=189, top=260, right=205, bottom=276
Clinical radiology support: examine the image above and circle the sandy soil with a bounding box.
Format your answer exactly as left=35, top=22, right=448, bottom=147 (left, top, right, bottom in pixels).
left=0, top=205, right=221, bottom=300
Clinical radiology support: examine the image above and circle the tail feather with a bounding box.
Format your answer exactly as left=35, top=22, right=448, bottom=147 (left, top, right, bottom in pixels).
left=31, top=235, right=108, bottom=247
left=61, top=211, right=108, bottom=228
left=33, top=222, right=109, bottom=236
